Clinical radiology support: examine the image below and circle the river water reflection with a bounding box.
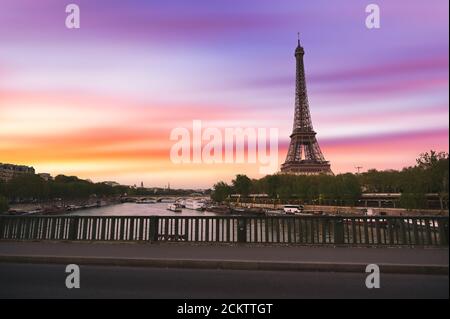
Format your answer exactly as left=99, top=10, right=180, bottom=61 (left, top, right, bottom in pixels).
left=66, top=202, right=221, bottom=217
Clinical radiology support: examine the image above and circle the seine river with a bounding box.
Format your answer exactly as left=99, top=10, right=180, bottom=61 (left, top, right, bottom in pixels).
left=66, top=202, right=221, bottom=216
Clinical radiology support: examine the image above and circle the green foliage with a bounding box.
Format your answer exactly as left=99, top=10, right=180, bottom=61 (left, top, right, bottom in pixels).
left=214, top=150, right=448, bottom=209
left=399, top=193, right=427, bottom=210
left=1, top=174, right=127, bottom=202
left=5, top=174, right=48, bottom=200
left=0, top=172, right=201, bottom=203
left=357, top=151, right=449, bottom=195
left=356, top=151, right=449, bottom=209
left=0, top=180, right=5, bottom=197
left=334, top=173, right=362, bottom=206
left=0, top=195, right=8, bottom=213
left=211, top=181, right=232, bottom=203
left=232, top=174, right=252, bottom=197
left=416, top=150, right=448, bottom=169
left=223, top=173, right=361, bottom=205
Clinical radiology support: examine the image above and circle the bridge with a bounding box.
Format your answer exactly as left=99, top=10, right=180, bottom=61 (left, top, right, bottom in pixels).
left=120, top=195, right=208, bottom=203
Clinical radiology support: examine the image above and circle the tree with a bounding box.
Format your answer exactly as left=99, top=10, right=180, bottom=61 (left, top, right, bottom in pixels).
left=0, top=196, right=8, bottom=213
left=0, top=180, right=5, bottom=198
left=232, top=175, right=252, bottom=197
left=264, top=174, right=281, bottom=198
left=6, top=174, right=48, bottom=200
left=416, top=150, right=448, bottom=169
left=416, top=151, right=449, bottom=209
left=54, top=175, right=82, bottom=183
left=400, top=192, right=427, bottom=210
left=337, top=173, right=361, bottom=206
left=211, top=182, right=232, bottom=203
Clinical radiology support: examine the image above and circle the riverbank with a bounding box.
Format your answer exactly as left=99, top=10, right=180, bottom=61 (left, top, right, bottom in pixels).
left=235, top=202, right=449, bottom=217
left=4, top=197, right=121, bottom=216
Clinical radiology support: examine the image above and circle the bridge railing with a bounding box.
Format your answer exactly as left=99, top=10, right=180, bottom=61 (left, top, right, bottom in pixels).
left=0, top=215, right=448, bottom=246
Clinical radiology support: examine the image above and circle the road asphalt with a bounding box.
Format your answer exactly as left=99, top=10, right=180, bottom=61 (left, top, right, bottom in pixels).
left=0, top=262, right=448, bottom=298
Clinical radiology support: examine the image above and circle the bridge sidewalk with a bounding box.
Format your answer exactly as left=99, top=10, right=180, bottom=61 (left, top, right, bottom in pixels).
left=0, top=242, right=448, bottom=274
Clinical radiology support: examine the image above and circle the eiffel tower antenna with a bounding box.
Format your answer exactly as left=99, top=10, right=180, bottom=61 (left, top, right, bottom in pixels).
left=280, top=36, right=333, bottom=175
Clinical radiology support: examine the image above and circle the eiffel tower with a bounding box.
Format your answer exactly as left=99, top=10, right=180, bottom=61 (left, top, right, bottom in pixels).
left=280, top=35, right=333, bottom=175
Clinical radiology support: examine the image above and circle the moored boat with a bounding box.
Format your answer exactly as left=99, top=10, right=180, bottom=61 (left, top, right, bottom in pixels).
left=185, top=199, right=205, bottom=210
left=175, top=199, right=186, bottom=208
left=167, top=203, right=182, bottom=212
left=283, top=205, right=304, bottom=215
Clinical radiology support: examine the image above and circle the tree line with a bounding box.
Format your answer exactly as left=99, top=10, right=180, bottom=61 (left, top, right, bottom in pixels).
left=0, top=173, right=208, bottom=213
left=0, top=175, right=129, bottom=212
left=211, top=151, right=449, bottom=209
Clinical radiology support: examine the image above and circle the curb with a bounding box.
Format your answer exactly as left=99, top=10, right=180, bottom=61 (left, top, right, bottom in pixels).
left=1, top=239, right=449, bottom=249
left=0, top=255, right=448, bottom=275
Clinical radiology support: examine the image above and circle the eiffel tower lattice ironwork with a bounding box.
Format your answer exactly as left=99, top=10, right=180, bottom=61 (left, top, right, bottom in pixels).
left=280, top=36, right=333, bottom=175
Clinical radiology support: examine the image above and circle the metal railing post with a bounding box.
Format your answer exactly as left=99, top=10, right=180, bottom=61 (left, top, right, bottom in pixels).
left=69, top=217, right=79, bottom=241
left=149, top=216, right=159, bottom=242
left=0, top=217, right=4, bottom=240
left=438, top=218, right=448, bottom=246
left=333, top=218, right=345, bottom=244
left=237, top=217, right=247, bottom=243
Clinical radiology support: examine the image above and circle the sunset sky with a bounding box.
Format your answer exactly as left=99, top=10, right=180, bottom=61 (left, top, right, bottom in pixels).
left=0, top=0, right=448, bottom=188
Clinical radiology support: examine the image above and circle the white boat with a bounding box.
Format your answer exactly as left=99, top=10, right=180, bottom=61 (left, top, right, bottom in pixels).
left=167, top=203, right=182, bottom=212
left=185, top=199, right=205, bottom=210
left=283, top=205, right=304, bottom=215
left=176, top=199, right=186, bottom=208
left=136, top=199, right=157, bottom=204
